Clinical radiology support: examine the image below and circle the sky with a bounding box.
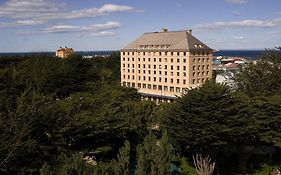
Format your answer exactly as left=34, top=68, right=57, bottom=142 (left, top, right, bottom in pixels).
left=0, top=0, right=280, bottom=52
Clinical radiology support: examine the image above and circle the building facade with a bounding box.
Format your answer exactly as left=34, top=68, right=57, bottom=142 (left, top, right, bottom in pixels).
left=120, top=29, right=213, bottom=101
left=56, top=47, right=74, bottom=58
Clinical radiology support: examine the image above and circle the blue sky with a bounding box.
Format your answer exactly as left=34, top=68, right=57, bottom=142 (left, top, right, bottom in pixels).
left=0, top=0, right=280, bottom=52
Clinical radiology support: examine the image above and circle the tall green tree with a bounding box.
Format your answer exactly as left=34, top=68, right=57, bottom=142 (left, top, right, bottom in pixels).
left=234, top=48, right=281, bottom=97
left=136, top=132, right=174, bottom=175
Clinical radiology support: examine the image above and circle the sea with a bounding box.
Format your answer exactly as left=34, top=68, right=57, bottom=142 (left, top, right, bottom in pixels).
left=0, top=50, right=275, bottom=60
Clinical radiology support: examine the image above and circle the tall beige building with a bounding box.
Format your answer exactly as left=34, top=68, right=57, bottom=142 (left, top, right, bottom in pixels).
left=120, top=29, right=213, bottom=102
left=56, top=47, right=74, bottom=58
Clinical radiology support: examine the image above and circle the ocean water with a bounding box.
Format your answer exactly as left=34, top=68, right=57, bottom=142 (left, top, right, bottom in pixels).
left=213, top=50, right=265, bottom=59
left=0, top=50, right=271, bottom=59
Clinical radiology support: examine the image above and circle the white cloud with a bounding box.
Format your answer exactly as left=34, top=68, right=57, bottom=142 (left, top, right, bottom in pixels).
left=225, top=0, right=248, bottom=4
left=195, top=18, right=281, bottom=31
left=233, top=10, right=241, bottom=16
left=43, top=21, right=121, bottom=34
left=233, top=36, right=245, bottom=39
left=92, top=31, right=116, bottom=37
left=0, top=0, right=134, bottom=24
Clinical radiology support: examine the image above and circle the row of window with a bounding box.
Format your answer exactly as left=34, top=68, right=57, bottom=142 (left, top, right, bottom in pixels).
left=123, top=82, right=187, bottom=93
left=122, top=57, right=210, bottom=63
left=122, top=69, right=210, bottom=77
left=122, top=51, right=211, bottom=56
left=122, top=64, right=210, bottom=71
left=122, top=75, right=209, bottom=84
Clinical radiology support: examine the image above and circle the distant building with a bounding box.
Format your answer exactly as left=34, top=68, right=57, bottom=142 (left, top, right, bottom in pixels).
left=120, top=29, right=213, bottom=102
left=56, top=47, right=74, bottom=58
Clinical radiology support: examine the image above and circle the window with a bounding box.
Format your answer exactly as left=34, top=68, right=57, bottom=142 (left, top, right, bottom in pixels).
left=123, top=75, right=125, bottom=79
left=138, top=70, right=141, bottom=73
left=183, top=80, right=186, bottom=84
left=132, top=83, right=135, bottom=87
left=143, top=64, right=145, bottom=68
left=143, top=84, right=146, bottom=88
left=159, top=58, right=162, bottom=62
left=159, top=65, right=162, bottom=69
left=148, top=77, right=151, bottom=81
left=177, top=59, right=179, bottom=63
left=177, top=52, right=180, bottom=56
left=153, top=85, right=157, bottom=90
left=164, top=86, right=168, bottom=91
left=123, top=82, right=126, bottom=86
left=143, top=76, right=146, bottom=81
left=159, top=77, right=162, bottom=82
left=159, top=52, right=162, bottom=56
left=171, top=52, right=174, bottom=56
left=154, top=71, right=156, bottom=74
left=138, top=76, right=141, bottom=80
left=128, top=69, right=130, bottom=73
left=176, top=87, right=180, bottom=92
left=184, top=72, right=186, bottom=77
left=123, top=58, right=125, bottom=61
left=154, top=58, right=156, bottom=62
left=165, top=65, right=167, bottom=69
left=171, top=72, right=174, bottom=76
left=198, top=66, right=200, bottom=70
left=171, top=79, right=173, bottom=83
left=158, top=85, right=162, bottom=90
left=143, top=58, right=145, bottom=61
left=143, top=70, right=146, bottom=74
left=132, top=64, right=135, bottom=68
left=193, top=66, right=195, bottom=71
left=123, top=64, right=125, bottom=67
left=183, top=66, right=186, bottom=71
left=138, top=58, right=140, bottom=61
left=148, top=84, right=151, bottom=89
left=128, top=64, right=130, bottom=68
left=177, top=72, right=180, bottom=76
left=165, top=78, right=167, bottom=82
left=207, top=65, right=209, bottom=69
left=165, top=52, right=167, bottom=56
left=183, top=59, right=186, bottom=63
left=132, top=76, right=135, bottom=80
left=127, top=82, right=130, bottom=86
left=193, top=79, right=195, bottom=84
left=171, top=58, right=173, bottom=62
left=148, top=58, right=151, bottom=62
left=177, top=79, right=179, bottom=84
left=148, top=70, right=151, bottom=74
left=170, top=86, right=174, bottom=92
left=171, top=66, right=173, bottom=70
left=154, top=65, right=156, bottom=69
left=177, top=66, right=180, bottom=70
left=122, top=52, right=125, bottom=56
left=148, top=65, right=151, bottom=69
left=164, top=58, right=167, bottom=62
left=165, top=71, right=167, bottom=75
left=159, top=71, right=162, bottom=75
left=132, top=58, right=134, bottom=61
left=183, top=52, right=186, bottom=56
left=128, top=75, right=130, bottom=79
left=138, top=64, right=140, bottom=68
left=154, top=77, right=156, bottom=82
left=128, top=58, right=130, bottom=61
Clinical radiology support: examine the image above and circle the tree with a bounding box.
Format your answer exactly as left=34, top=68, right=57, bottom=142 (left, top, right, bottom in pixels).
left=234, top=48, right=281, bottom=97
left=136, top=132, right=174, bottom=175
left=163, top=81, right=241, bottom=154
left=193, top=154, right=215, bottom=175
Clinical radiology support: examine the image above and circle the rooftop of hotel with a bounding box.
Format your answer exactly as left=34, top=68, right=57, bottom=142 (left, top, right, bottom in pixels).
left=121, top=29, right=212, bottom=51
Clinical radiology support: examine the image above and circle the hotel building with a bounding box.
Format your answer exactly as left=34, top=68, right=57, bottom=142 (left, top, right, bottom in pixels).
left=56, top=47, right=74, bottom=58
left=120, top=29, right=213, bottom=101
